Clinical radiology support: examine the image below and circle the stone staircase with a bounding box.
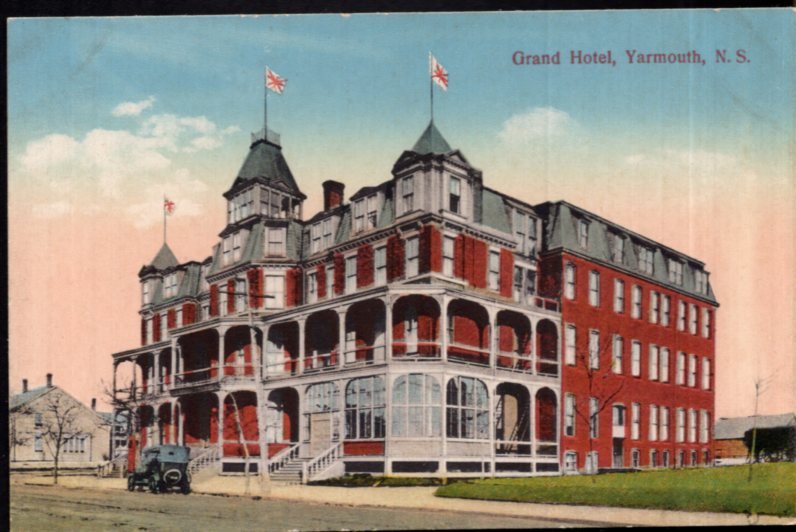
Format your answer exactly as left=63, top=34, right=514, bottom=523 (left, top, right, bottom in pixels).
left=189, top=445, right=222, bottom=476
left=97, top=455, right=128, bottom=478
left=269, top=456, right=310, bottom=484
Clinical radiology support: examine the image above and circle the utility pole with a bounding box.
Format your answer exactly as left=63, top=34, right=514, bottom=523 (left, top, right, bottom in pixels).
left=747, top=374, right=772, bottom=482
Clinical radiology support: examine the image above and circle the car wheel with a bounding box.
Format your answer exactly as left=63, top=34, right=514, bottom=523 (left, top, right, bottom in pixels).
left=181, top=481, right=191, bottom=495
left=127, top=475, right=135, bottom=492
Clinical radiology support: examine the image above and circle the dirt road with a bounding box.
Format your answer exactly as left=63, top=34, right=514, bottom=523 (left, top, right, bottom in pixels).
left=10, top=483, right=591, bottom=530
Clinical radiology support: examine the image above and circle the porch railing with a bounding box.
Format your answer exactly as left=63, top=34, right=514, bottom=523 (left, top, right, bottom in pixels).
left=268, top=442, right=302, bottom=474
left=303, top=351, right=338, bottom=373
left=343, top=345, right=385, bottom=366
left=302, top=441, right=343, bottom=483
left=495, top=351, right=534, bottom=372
left=448, top=342, right=490, bottom=366
left=391, top=341, right=441, bottom=359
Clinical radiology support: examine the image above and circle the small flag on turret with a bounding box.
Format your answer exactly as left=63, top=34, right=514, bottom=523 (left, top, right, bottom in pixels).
left=430, top=54, right=448, bottom=90
left=265, top=67, right=287, bottom=94
left=164, top=197, right=175, bottom=215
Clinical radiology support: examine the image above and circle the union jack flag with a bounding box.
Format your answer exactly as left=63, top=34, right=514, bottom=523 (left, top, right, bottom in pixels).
left=163, top=198, right=175, bottom=215
left=430, top=54, right=448, bottom=91
left=265, top=67, right=287, bottom=94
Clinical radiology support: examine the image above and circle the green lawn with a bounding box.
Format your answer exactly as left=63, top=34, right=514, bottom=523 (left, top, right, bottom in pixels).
left=435, top=463, right=796, bottom=516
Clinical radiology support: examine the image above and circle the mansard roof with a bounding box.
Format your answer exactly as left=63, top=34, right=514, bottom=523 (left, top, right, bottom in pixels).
left=412, top=120, right=453, bottom=155
left=139, top=243, right=179, bottom=276
left=227, top=137, right=306, bottom=199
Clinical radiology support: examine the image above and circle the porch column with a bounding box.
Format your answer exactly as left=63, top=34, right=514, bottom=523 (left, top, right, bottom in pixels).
left=131, top=356, right=138, bottom=400
left=170, top=337, right=179, bottom=389
left=440, top=295, right=449, bottom=362
left=154, top=351, right=162, bottom=393
left=528, top=385, right=536, bottom=459
left=297, top=317, right=306, bottom=375
left=260, top=324, right=270, bottom=380
left=337, top=307, right=347, bottom=368
left=218, top=327, right=227, bottom=382
left=216, top=392, right=225, bottom=449
left=384, top=296, right=393, bottom=362
left=178, top=401, right=185, bottom=446
left=489, top=382, right=496, bottom=477
left=488, top=307, right=498, bottom=370
left=528, top=316, right=537, bottom=376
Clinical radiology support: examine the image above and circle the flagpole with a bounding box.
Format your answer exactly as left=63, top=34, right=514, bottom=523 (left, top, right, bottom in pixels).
left=163, top=197, right=167, bottom=244
left=264, top=67, right=268, bottom=142
left=429, top=52, right=434, bottom=124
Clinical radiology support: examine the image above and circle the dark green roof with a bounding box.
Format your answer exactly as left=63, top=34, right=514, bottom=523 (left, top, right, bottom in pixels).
left=148, top=243, right=179, bottom=270
left=10, top=386, right=52, bottom=411
left=411, top=121, right=453, bottom=155
left=235, top=139, right=302, bottom=196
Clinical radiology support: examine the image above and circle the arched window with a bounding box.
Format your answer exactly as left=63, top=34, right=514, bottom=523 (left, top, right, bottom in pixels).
left=391, top=374, right=441, bottom=437
left=306, top=382, right=339, bottom=413
left=446, top=376, right=489, bottom=439
left=345, top=377, right=385, bottom=440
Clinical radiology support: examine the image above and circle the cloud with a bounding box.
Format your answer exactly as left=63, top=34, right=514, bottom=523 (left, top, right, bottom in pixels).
left=498, top=106, right=577, bottom=145
left=112, top=96, right=156, bottom=117
left=16, top=105, right=239, bottom=223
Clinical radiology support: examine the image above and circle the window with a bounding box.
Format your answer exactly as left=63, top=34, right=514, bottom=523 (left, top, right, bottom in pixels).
left=513, top=267, right=523, bottom=302
left=688, top=354, right=697, bottom=387
left=142, top=281, right=151, bottom=305
left=677, top=301, right=686, bottom=331
left=513, top=267, right=536, bottom=304
left=701, top=358, right=711, bottom=390
left=565, top=394, right=576, bottom=436
left=660, top=407, right=669, bottom=441
left=612, top=335, right=623, bottom=374
left=700, top=410, right=710, bottom=443
left=325, top=266, right=334, bottom=299
left=443, top=236, right=455, bottom=277
left=588, top=271, right=600, bottom=307
left=266, top=227, right=285, bottom=256
left=269, top=190, right=281, bottom=218
left=649, top=345, right=659, bottom=381
left=663, top=450, right=670, bottom=468
left=306, top=382, right=339, bottom=414
left=650, top=450, right=659, bottom=468
left=677, top=450, right=685, bottom=467
left=160, top=314, right=169, bottom=339
left=611, top=233, right=625, bottom=263
left=449, top=177, right=461, bottom=213
left=564, top=452, right=578, bottom=472
left=649, top=405, right=659, bottom=441
left=345, top=256, right=357, bottom=293
left=668, top=258, right=683, bottom=285
left=649, top=291, right=659, bottom=324
left=638, top=246, right=654, bottom=275
left=242, top=189, right=253, bottom=218
left=565, top=263, right=576, bottom=300
left=660, top=348, right=670, bottom=383
left=703, top=450, right=710, bottom=465
left=322, top=218, right=334, bottom=249
left=366, top=195, right=378, bottom=229
left=589, top=330, right=600, bottom=369
left=310, top=223, right=321, bottom=253
left=401, top=176, right=414, bottom=214
left=565, top=325, right=577, bottom=365
left=201, top=302, right=209, bottom=321
left=513, top=211, right=537, bottom=255
left=307, top=272, right=317, bottom=303
left=695, top=270, right=708, bottom=295
left=163, top=273, right=178, bottom=299
left=614, top=279, right=625, bottom=313
left=232, top=232, right=243, bottom=262
left=631, top=341, right=641, bottom=376
left=345, top=377, right=386, bottom=440
left=235, top=279, right=246, bottom=312
left=578, top=219, right=589, bottom=248
left=689, top=304, right=698, bottom=335
left=631, top=403, right=640, bottom=439
left=446, top=376, right=489, bottom=439
left=527, top=218, right=537, bottom=255
left=375, top=247, right=387, bottom=285
left=589, top=397, right=599, bottom=438
left=691, top=450, right=698, bottom=466
left=264, top=276, right=284, bottom=309
left=488, top=251, right=500, bottom=291
left=405, top=236, right=419, bottom=278
left=676, top=352, right=686, bottom=385
left=353, top=199, right=365, bottom=233
left=222, top=236, right=233, bottom=265
left=586, top=451, right=599, bottom=473
left=613, top=404, right=626, bottom=429
left=702, top=309, right=711, bottom=338
left=631, top=449, right=640, bottom=468
left=662, top=295, right=671, bottom=326
left=688, top=409, right=697, bottom=442
left=676, top=408, right=685, bottom=442
left=145, top=318, right=153, bottom=344
left=631, top=285, right=642, bottom=319
left=176, top=308, right=183, bottom=328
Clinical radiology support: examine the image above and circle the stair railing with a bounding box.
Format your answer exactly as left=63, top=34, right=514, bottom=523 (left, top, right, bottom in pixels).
left=302, top=441, right=343, bottom=484
left=268, top=442, right=302, bottom=474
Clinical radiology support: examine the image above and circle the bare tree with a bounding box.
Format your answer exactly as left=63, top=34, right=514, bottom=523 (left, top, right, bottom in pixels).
left=747, top=373, right=774, bottom=482
left=571, top=337, right=625, bottom=478
left=9, top=406, right=32, bottom=462
left=101, top=379, right=145, bottom=468
left=39, top=393, right=82, bottom=484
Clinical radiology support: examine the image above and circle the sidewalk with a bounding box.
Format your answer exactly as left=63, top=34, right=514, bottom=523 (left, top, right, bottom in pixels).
left=13, top=473, right=795, bottom=527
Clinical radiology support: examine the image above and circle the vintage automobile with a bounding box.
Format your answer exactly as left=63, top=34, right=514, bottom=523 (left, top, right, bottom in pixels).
left=127, top=445, right=192, bottom=494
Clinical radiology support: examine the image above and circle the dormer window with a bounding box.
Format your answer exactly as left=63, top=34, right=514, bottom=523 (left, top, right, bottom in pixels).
left=695, top=270, right=708, bottom=294
left=401, top=176, right=414, bottom=214
left=265, top=227, right=286, bottom=257
left=449, top=177, right=461, bottom=214
left=578, top=219, right=589, bottom=248
left=513, top=210, right=537, bottom=256
left=354, top=200, right=365, bottom=233
left=241, top=189, right=253, bottom=218
left=638, top=245, right=654, bottom=275
left=366, top=196, right=378, bottom=229
left=223, top=236, right=233, bottom=265
left=311, top=223, right=321, bottom=253
left=611, top=233, right=625, bottom=264
left=142, top=281, right=151, bottom=305
left=668, top=259, right=683, bottom=285
left=232, top=232, right=243, bottom=262
left=354, top=195, right=379, bottom=233
left=270, top=191, right=281, bottom=218
left=201, top=264, right=210, bottom=291
left=322, top=218, right=334, bottom=249
left=163, top=273, right=178, bottom=299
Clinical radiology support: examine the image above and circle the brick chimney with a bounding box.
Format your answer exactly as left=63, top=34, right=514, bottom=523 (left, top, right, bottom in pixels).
left=91, top=398, right=97, bottom=411
left=22, top=379, right=28, bottom=393
left=46, top=373, right=53, bottom=388
left=322, top=180, right=345, bottom=211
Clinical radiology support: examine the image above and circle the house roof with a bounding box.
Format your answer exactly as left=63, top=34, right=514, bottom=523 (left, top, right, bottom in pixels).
left=10, top=385, right=53, bottom=411
left=411, top=120, right=453, bottom=155
left=234, top=139, right=303, bottom=197
left=714, top=413, right=796, bottom=440
left=147, top=243, right=179, bottom=271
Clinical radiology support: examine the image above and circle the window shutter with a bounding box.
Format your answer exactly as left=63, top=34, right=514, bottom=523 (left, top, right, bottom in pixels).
left=209, top=284, right=219, bottom=317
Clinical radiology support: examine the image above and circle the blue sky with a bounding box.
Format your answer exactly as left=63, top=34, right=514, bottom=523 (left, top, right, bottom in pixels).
left=7, top=11, right=796, bottom=415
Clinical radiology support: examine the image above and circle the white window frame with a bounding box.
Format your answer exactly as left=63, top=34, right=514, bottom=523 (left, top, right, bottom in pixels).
left=235, top=278, right=246, bottom=312
left=232, top=232, right=243, bottom=262
left=564, top=451, right=578, bottom=472
left=565, top=324, right=577, bottom=366
left=322, top=218, right=334, bottom=249
left=565, top=263, right=576, bottom=300
left=676, top=408, right=685, bottom=442
left=589, top=397, right=599, bottom=439
left=564, top=394, right=576, bottom=436
left=688, top=354, right=697, bottom=387
left=578, top=219, right=589, bottom=248
left=311, top=223, right=321, bottom=254
left=688, top=409, right=697, bottom=443
left=660, top=407, right=669, bottom=441
left=488, top=250, right=500, bottom=291
left=638, top=246, right=654, bottom=275
left=325, top=265, right=334, bottom=299
left=702, top=308, right=711, bottom=338
left=443, top=236, right=455, bottom=277
left=631, top=340, right=641, bottom=377
left=677, top=300, right=686, bottom=331
left=222, top=236, right=233, bottom=266
left=449, top=176, right=461, bottom=214
left=614, top=279, right=625, bottom=313
left=701, top=357, right=711, bottom=390
left=589, top=330, right=600, bottom=369
left=588, top=270, right=600, bottom=307
left=266, top=227, right=286, bottom=257
left=668, top=258, right=683, bottom=285
left=660, top=348, right=670, bottom=383
left=353, top=199, right=365, bottom=233
left=611, top=233, right=625, bottom=263
left=662, top=295, right=671, bottom=326
left=649, top=345, right=659, bottom=381
left=612, top=335, right=623, bottom=374
left=689, top=304, right=698, bottom=335
left=631, top=403, right=640, bottom=440
left=345, top=255, right=357, bottom=294
left=405, top=236, right=419, bottom=278
left=375, top=246, right=387, bottom=285
left=649, top=291, right=659, bottom=324
left=264, top=275, right=285, bottom=309
left=142, top=281, right=151, bottom=305
left=366, top=195, right=378, bottom=229
left=631, top=285, right=642, bottom=319
left=700, top=410, right=710, bottom=443
left=307, top=271, right=318, bottom=303
left=676, top=352, right=686, bottom=385
left=401, top=176, right=414, bottom=214
left=649, top=405, right=659, bottom=441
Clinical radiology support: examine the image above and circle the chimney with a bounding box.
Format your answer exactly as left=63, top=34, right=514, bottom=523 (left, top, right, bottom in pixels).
left=322, top=180, right=345, bottom=211
left=22, top=379, right=28, bottom=393
left=91, top=398, right=97, bottom=411
left=46, top=373, right=53, bottom=388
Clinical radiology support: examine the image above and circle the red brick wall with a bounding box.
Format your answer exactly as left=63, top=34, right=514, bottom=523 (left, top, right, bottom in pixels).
left=453, top=234, right=487, bottom=289
left=333, top=253, right=345, bottom=295
left=715, top=439, right=747, bottom=459
left=344, top=441, right=385, bottom=456
left=357, top=244, right=374, bottom=288
left=209, top=284, right=219, bottom=317
left=223, top=394, right=260, bottom=457
left=387, top=235, right=405, bottom=282
left=555, top=251, right=717, bottom=470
